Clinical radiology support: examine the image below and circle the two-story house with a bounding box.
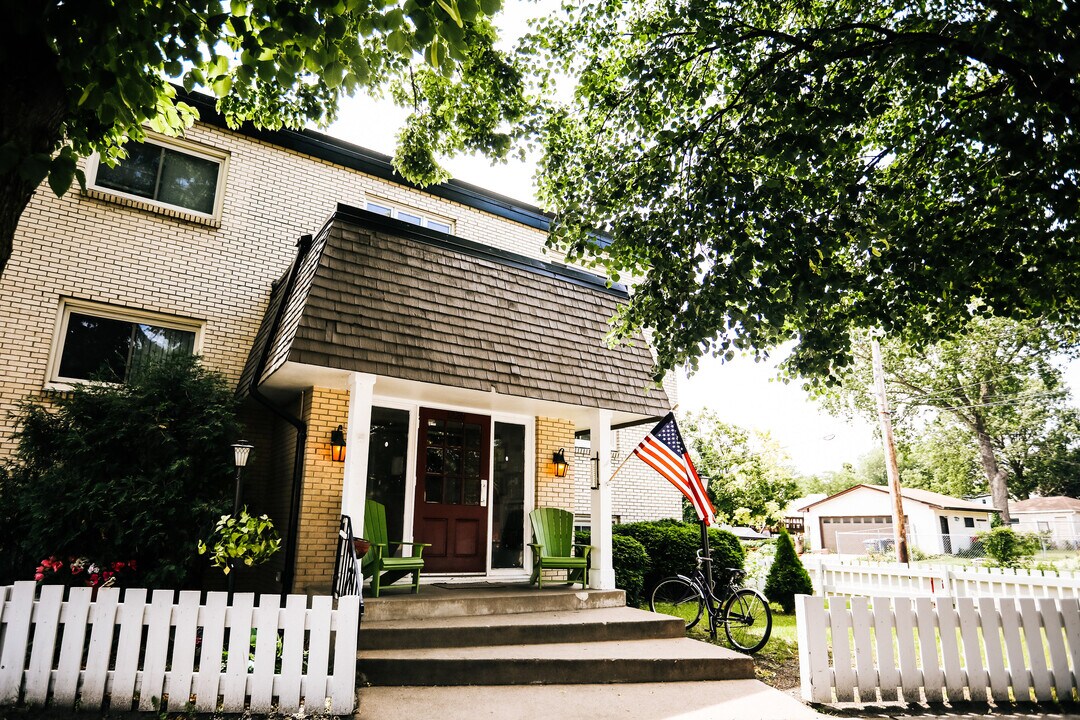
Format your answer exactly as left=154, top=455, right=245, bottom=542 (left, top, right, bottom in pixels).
left=0, top=91, right=678, bottom=594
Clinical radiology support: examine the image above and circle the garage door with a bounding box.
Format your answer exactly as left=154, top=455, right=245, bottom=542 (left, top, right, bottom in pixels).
left=820, top=515, right=893, bottom=553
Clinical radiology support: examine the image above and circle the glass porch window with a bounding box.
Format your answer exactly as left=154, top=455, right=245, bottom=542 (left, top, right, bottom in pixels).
left=492, top=422, right=525, bottom=568
left=366, top=407, right=411, bottom=544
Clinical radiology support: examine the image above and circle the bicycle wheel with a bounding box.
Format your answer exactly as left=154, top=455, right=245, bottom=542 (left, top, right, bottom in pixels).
left=649, top=576, right=705, bottom=630
left=722, top=588, right=772, bottom=653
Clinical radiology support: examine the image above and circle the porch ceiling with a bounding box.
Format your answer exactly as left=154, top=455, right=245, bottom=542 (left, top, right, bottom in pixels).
left=242, top=204, right=670, bottom=421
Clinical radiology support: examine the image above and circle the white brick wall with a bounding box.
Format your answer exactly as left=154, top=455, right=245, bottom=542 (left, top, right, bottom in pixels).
left=573, top=428, right=683, bottom=525
left=0, top=122, right=551, bottom=456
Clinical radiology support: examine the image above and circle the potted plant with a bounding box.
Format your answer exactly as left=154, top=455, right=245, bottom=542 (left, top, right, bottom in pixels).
left=198, top=508, right=281, bottom=576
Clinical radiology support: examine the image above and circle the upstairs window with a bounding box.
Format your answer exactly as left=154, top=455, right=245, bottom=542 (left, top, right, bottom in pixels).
left=89, top=137, right=227, bottom=220
left=51, top=302, right=201, bottom=385
left=366, top=199, right=453, bottom=234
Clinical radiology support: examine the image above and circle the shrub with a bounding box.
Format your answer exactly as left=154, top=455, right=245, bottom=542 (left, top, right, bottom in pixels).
left=613, top=519, right=744, bottom=595
left=0, top=355, right=239, bottom=587
left=577, top=530, right=651, bottom=607
left=763, top=531, right=813, bottom=613
left=612, top=534, right=649, bottom=607
left=979, top=526, right=1041, bottom=569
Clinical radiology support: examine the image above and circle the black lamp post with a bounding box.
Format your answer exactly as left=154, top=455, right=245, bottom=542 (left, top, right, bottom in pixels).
left=229, top=440, right=254, bottom=595
left=231, top=440, right=254, bottom=516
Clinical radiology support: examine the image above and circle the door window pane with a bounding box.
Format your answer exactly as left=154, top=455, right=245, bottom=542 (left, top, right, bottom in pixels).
left=492, top=422, right=525, bottom=568
left=366, top=407, right=410, bottom=543
left=397, top=211, right=423, bottom=225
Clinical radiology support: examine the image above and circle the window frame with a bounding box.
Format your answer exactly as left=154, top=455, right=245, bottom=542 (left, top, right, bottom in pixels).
left=365, top=196, right=455, bottom=235
left=46, top=299, right=204, bottom=390
left=85, top=133, right=229, bottom=223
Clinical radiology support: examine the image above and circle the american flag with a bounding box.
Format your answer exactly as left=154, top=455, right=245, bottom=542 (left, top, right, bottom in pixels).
left=633, top=413, right=716, bottom=525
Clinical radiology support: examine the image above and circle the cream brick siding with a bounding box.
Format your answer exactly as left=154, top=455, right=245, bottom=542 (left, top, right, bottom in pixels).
left=292, top=387, right=349, bottom=595
left=535, top=417, right=575, bottom=512
left=573, top=428, right=683, bottom=525
left=0, top=121, right=551, bottom=458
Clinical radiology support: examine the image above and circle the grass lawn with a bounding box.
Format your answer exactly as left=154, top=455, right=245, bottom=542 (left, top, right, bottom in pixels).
left=680, top=604, right=801, bottom=690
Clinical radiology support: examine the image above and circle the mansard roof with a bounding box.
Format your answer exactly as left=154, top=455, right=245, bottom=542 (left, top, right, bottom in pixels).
left=240, top=205, right=669, bottom=417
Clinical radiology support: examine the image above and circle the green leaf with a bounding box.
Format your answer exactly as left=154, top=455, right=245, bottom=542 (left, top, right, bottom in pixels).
left=386, top=30, right=409, bottom=55
left=48, top=154, right=77, bottom=197
left=480, top=0, right=500, bottom=14
left=435, top=0, right=463, bottom=27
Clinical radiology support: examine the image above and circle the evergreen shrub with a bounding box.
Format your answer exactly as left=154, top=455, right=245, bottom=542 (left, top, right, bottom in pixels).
left=613, top=519, right=744, bottom=595
left=576, top=529, right=650, bottom=606
left=763, top=530, right=813, bottom=613
left=0, top=355, right=239, bottom=587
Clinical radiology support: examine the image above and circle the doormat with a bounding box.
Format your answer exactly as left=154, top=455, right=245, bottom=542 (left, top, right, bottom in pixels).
left=431, top=582, right=520, bottom=590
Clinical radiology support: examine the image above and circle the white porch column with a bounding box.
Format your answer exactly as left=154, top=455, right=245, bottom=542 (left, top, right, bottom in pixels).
left=589, top=409, right=615, bottom=589
left=341, top=372, right=376, bottom=534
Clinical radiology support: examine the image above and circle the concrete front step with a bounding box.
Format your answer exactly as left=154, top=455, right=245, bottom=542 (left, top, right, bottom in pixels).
left=358, top=680, right=827, bottom=719
left=359, top=606, right=685, bottom=650
left=362, top=584, right=626, bottom=622
left=358, top=637, right=755, bottom=686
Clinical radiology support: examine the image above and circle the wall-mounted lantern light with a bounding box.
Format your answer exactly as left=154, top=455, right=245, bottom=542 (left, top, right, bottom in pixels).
left=331, top=425, right=347, bottom=463
left=552, top=448, right=568, bottom=478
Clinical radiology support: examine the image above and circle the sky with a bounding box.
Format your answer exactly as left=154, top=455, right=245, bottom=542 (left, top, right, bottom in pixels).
left=324, top=1, right=1079, bottom=476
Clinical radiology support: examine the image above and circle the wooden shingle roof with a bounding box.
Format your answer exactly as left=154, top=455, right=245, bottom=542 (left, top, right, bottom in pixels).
left=242, top=205, right=669, bottom=416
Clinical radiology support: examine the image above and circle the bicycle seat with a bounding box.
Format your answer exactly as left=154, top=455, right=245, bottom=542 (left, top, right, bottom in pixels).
left=723, top=567, right=745, bottom=576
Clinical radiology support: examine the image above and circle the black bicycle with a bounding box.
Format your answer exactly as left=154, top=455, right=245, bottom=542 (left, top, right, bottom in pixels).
left=649, top=550, right=772, bottom=653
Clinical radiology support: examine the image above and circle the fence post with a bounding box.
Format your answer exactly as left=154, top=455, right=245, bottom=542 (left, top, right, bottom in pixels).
left=796, top=594, right=832, bottom=703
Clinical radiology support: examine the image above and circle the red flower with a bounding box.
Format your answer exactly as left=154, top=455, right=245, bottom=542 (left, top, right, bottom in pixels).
left=34, top=573, right=44, bottom=581
left=112, top=561, right=126, bottom=573
left=128, top=559, right=137, bottom=571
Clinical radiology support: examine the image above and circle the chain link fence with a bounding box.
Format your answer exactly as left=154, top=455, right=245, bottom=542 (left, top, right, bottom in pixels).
left=833, top=527, right=1080, bottom=568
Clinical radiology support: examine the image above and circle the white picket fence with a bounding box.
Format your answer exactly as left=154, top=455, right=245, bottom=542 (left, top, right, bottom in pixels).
left=803, top=555, right=1080, bottom=599
left=0, top=582, right=360, bottom=714
left=796, top=594, right=1080, bottom=704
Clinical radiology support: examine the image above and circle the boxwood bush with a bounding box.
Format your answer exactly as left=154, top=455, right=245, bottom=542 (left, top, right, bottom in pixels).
left=576, top=530, right=650, bottom=607
left=613, top=519, right=744, bottom=596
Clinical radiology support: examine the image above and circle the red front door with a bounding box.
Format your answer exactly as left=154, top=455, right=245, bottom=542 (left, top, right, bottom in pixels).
left=414, top=408, right=490, bottom=573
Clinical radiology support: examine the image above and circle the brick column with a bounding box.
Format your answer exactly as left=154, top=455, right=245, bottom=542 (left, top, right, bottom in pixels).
left=535, top=417, right=576, bottom=510
left=293, top=387, right=349, bottom=595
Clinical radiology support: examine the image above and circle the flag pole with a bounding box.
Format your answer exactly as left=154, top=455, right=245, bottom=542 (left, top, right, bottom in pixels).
left=605, top=452, right=635, bottom=484
left=699, top=519, right=715, bottom=638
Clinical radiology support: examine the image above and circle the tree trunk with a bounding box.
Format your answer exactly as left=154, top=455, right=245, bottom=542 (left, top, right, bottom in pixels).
left=0, top=8, right=69, bottom=280
left=975, top=381, right=1011, bottom=522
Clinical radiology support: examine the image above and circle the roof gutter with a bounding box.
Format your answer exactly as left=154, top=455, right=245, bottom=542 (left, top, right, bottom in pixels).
left=246, top=234, right=314, bottom=596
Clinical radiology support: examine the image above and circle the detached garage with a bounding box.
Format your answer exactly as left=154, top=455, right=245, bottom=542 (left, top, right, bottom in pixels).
left=804, top=485, right=998, bottom=556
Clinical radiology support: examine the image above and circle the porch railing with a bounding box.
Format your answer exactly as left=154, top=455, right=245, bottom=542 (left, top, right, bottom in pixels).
left=333, top=515, right=363, bottom=602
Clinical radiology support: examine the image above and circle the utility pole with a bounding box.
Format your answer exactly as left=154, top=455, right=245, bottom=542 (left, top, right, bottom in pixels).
left=871, top=338, right=909, bottom=564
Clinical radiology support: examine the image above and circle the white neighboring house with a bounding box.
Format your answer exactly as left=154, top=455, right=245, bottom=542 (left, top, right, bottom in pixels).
left=1009, top=496, right=1080, bottom=543
left=803, top=484, right=998, bottom=556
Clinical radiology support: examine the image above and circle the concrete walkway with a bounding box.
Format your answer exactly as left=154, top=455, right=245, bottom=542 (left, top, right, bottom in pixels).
left=357, top=679, right=829, bottom=719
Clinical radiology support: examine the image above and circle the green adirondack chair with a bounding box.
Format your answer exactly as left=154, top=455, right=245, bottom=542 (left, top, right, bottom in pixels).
left=362, top=499, right=429, bottom=597
left=528, top=507, right=591, bottom=589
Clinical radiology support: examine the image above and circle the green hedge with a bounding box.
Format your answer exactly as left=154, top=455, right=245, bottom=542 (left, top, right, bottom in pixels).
left=577, top=520, right=744, bottom=605
left=577, top=530, right=650, bottom=607
left=613, top=519, right=744, bottom=596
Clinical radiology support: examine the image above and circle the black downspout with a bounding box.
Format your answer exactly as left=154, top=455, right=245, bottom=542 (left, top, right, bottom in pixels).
left=247, top=234, right=314, bottom=596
